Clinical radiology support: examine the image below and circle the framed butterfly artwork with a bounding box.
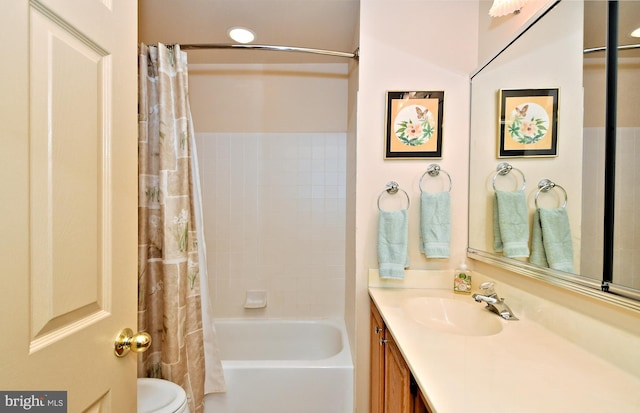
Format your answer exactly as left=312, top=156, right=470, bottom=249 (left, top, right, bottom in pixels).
left=498, top=88, right=559, bottom=158
left=384, top=90, right=444, bottom=159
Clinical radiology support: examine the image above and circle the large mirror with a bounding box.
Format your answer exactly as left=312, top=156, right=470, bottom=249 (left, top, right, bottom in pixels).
left=468, top=0, right=640, bottom=309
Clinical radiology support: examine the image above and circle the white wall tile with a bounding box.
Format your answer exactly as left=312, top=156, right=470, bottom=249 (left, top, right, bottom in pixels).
left=196, top=132, right=346, bottom=318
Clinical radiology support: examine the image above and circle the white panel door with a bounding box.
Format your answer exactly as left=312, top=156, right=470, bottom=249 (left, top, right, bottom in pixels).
left=0, top=0, right=138, bottom=411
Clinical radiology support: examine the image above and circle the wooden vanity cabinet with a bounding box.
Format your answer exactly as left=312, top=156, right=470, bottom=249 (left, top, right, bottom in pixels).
left=370, top=299, right=431, bottom=413
left=370, top=300, right=386, bottom=413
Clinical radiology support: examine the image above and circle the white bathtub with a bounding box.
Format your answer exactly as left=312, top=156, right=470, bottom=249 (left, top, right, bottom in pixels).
left=204, top=319, right=354, bottom=413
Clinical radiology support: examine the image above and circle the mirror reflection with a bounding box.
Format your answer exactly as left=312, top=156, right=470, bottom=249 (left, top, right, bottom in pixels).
left=468, top=0, right=640, bottom=302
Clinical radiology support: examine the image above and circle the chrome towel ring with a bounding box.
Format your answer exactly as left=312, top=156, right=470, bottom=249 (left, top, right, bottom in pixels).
left=535, top=179, right=568, bottom=209
left=419, top=164, right=452, bottom=193
left=377, top=181, right=410, bottom=211
left=492, top=162, right=526, bottom=191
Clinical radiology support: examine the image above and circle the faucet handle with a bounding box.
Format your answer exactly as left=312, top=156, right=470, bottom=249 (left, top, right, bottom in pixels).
left=479, top=281, right=496, bottom=295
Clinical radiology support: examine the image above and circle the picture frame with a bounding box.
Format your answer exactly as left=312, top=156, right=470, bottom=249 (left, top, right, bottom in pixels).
left=385, top=91, right=444, bottom=159
left=498, top=88, right=559, bottom=158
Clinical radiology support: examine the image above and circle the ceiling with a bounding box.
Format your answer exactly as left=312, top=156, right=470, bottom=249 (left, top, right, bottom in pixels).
left=138, top=1, right=640, bottom=65
left=138, top=0, right=360, bottom=64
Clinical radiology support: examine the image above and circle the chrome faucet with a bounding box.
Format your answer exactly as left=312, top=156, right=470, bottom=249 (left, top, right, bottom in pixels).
left=472, top=282, right=518, bottom=320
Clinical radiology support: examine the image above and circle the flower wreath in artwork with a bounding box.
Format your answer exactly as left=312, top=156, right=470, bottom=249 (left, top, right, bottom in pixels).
left=506, top=104, right=548, bottom=144
left=395, top=106, right=435, bottom=147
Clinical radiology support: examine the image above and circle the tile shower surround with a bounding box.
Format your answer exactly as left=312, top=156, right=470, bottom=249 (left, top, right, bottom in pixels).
left=195, top=132, right=347, bottom=318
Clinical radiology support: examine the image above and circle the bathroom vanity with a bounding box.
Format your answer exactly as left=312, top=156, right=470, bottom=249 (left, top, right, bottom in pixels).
left=370, top=299, right=429, bottom=413
left=369, top=285, right=640, bottom=413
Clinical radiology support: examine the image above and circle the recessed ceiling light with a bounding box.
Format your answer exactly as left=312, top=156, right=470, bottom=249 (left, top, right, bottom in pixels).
left=228, top=27, right=255, bottom=44
left=630, top=27, right=640, bottom=38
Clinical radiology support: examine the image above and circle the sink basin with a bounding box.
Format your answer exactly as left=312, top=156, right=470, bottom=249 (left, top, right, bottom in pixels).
left=402, top=296, right=503, bottom=336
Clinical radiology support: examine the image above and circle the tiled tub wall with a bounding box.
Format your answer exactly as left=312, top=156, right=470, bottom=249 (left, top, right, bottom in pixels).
left=196, top=132, right=347, bottom=318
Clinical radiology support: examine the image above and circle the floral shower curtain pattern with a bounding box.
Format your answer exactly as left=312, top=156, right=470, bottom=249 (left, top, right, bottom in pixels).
left=138, top=43, right=223, bottom=413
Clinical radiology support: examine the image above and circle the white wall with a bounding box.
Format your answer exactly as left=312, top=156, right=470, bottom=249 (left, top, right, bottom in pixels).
left=584, top=58, right=640, bottom=128
left=189, top=63, right=348, bottom=133
left=354, top=1, right=479, bottom=411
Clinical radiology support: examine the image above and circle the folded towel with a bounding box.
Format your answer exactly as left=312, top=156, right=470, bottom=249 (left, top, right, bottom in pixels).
left=530, top=209, right=549, bottom=268
left=378, top=209, right=409, bottom=279
left=420, top=191, right=450, bottom=258
left=531, top=207, right=574, bottom=272
left=492, top=194, right=503, bottom=252
left=493, top=190, right=530, bottom=258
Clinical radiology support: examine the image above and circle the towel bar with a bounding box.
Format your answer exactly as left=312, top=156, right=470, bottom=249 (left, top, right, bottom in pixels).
left=419, top=164, right=452, bottom=193
left=492, top=162, right=526, bottom=191
left=377, top=181, right=410, bottom=211
left=535, top=179, right=568, bottom=208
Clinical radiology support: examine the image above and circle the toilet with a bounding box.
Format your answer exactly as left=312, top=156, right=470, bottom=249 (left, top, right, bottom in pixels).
left=137, top=378, right=190, bottom=413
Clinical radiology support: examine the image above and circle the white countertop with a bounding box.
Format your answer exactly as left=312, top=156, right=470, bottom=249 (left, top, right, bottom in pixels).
left=369, top=287, right=640, bottom=413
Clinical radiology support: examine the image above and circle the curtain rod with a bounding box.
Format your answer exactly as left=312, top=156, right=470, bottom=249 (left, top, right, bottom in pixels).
left=584, top=43, right=640, bottom=54
left=177, top=43, right=359, bottom=60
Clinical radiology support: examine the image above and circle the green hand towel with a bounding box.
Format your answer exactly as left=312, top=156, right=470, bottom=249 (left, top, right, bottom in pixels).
left=494, top=190, right=530, bottom=258
left=378, top=209, right=409, bottom=279
left=532, top=207, right=574, bottom=273
left=420, top=191, right=450, bottom=258
left=492, top=194, right=503, bottom=252
left=530, top=209, right=549, bottom=268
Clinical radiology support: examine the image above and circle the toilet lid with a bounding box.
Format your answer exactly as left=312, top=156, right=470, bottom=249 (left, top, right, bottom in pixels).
left=138, top=378, right=188, bottom=413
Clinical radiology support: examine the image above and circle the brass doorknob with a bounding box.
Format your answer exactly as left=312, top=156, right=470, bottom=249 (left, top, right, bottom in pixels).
left=114, top=328, right=152, bottom=358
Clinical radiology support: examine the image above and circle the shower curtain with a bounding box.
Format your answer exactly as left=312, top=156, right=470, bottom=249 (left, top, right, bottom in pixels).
left=138, top=43, right=225, bottom=413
